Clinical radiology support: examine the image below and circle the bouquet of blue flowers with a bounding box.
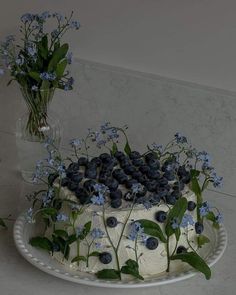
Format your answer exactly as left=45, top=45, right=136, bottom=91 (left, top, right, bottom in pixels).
left=0, top=11, right=80, bottom=138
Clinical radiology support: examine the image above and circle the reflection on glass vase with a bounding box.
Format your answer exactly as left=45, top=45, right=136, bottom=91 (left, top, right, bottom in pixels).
left=16, top=87, right=61, bottom=183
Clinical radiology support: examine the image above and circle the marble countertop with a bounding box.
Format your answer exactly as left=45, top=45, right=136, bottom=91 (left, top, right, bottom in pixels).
left=0, top=59, right=235, bottom=295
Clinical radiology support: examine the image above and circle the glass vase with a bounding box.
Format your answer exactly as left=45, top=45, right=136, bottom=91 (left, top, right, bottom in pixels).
left=16, top=87, right=61, bottom=183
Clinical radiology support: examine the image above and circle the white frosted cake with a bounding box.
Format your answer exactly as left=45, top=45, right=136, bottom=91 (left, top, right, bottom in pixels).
left=29, top=127, right=223, bottom=280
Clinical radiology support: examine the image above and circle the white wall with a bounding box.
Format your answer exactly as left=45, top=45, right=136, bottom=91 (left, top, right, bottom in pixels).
left=1, top=0, right=236, bottom=91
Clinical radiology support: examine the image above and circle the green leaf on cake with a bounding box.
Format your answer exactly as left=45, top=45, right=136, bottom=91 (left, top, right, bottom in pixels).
left=96, top=269, right=121, bottom=280
left=124, top=141, right=131, bottom=155
left=121, top=259, right=144, bottom=280
left=54, top=229, right=69, bottom=239
left=56, top=59, right=67, bottom=78
left=71, top=255, right=87, bottom=263
left=205, top=211, right=220, bottom=229
left=135, top=219, right=167, bottom=243
left=40, top=208, right=57, bottom=219
left=165, top=197, right=188, bottom=238
left=197, top=235, right=210, bottom=248
left=66, top=234, right=77, bottom=244
left=29, top=236, right=53, bottom=252
left=28, top=71, right=41, bottom=82
left=78, top=221, right=92, bottom=240
left=171, top=251, right=211, bottom=280
left=111, top=142, right=118, bottom=156
left=89, top=251, right=100, bottom=257
left=0, top=218, right=7, bottom=228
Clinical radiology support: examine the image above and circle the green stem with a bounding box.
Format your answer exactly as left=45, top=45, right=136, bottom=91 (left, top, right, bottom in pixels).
left=166, top=236, right=170, bottom=272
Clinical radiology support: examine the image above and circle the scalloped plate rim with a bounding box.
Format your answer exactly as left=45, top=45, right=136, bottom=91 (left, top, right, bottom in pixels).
left=13, top=211, right=227, bottom=288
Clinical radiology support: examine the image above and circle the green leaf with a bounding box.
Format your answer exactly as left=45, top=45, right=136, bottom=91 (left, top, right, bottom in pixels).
left=40, top=208, right=57, bottom=218
left=171, top=251, right=211, bottom=280
left=0, top=218, right=7, bottom=228
left=111, top=142, right=118, bottom=156
left=38, top=35, right=48, bottom=60
left=206, top=211, right=216, bottom=222
left=54, top=229, right=69, bottom=239
left=29, top=236, right=53, bottom=252
left=136, top=219, right=167, bottom=243
left=190, top=169, right=200, bottom=178
left=66, top=234, right=77, bottom=244
left=124, top=141, right=131, bottom=155
left=48, top=43, right=69, bottom=71
left=28, top=72, right=41, bottom=82
left=165, top=197, right=188, bottom=237
left=56, top=59, right=67, bottom=78
left=190, top=176, right=202, bottom=202
left=197, top=235, right=210, bottom=248
left=71, top=255, right=87, bottom=263
left=78, top=221, right=91, bottom=240
left=96, top=269, right=121, bottom=280
left=89, top=251, right=100, bottom=257
left=121, top=259, right=144, bottom=280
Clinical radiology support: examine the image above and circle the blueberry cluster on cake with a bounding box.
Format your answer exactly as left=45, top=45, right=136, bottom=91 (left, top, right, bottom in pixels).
left=29, top=127, right=223, bottom=280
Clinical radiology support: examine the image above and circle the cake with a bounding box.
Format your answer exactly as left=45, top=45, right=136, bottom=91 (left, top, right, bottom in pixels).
left=28, top=124, right=223, bottom=281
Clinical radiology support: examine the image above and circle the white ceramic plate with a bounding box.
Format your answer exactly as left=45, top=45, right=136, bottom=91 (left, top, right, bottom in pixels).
left=13, top=212, right=227, bottom=288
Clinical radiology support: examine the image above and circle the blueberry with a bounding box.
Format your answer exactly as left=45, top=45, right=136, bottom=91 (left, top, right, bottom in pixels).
left=144, top=180, right=158, bottom=192
left=173, top=181, right=185, bottom=191
left=136, top=186, right=147, bottom=198
left=67, top=181, right=78, bottom=192
left=170, top=190, right=182, bottom=200
left=78, top=157, right=88, bottom=166
left=146, top=237, right=159, bottom=250
left=163, top=172, right=175, bottom=181
left=165, top=193, right=177, bottom=205
left=109, top=189, right=122, bottom=200
left=177, top=165, right=188, bottom=178
left=67, top=162, right=80, bottom=172
left=114, top=151, right=125, bottom=161
left=110, top=198, right=122, bottom=208
left=85, top=168, right=97, bottom=179
left=99, top=153, right=111, bottom=162
left=52, top=243, right=60, bottom=252
left=145, top=152, right=156, bottom=162
left=137, top=175, right=147, bottom=184
left=124, top=165, right=136, bottom=175
left=195, top=222, right=204, bottom=234
left=157, top=187, right=168, bottom=199
left=176, top=246, right=187, bottom=254
left=139, top=165, right=150, bottom=174
left=132, top=158, right=144, bottom=167
left=131, top=170, right=143, bottom=180
left=112, top=169, right=124, bottom=179
left=83, top=179, right=96, bottom=192
left=124, top=191, right=134, bottom=201
left=129, top=151, right=141, bottom=160
left=187, top=201, right=196, bottom=211
left=125, top=179, right=138, bottom=189
left=71, top=172, right=83, bottom=183
left=155, top=211, right=167, bottom=223
left=146, top=169, right=160, bottom=180
left=104, top=178, right=119, bottom=191
left=158, top=177, right=169, bottom=187
left=147, top=158, right=160, bottom=169
left=106, top=216, right=118, bottom=228
left=61, top=177, right=69, bottom=187
left=120, top=160, right=131, bottom=169
left=182, top=173, right=191, bottom=184
left=150, top=193, right=161, bottom=205
left=75, top=188, right=90, bottom=204
left=117, top=175, right=129, bottom=184
left=90, top=157, right=102, bottom=167
left=99, top=252, right=112, bottom=264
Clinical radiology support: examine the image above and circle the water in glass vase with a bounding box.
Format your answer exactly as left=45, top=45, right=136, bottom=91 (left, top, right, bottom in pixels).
left=16, top=111, right=61, bottom=183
